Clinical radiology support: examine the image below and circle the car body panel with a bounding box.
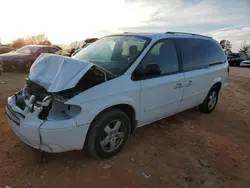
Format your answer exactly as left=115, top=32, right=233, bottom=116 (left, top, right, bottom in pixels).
left=139, top=73, right=184, bottom=125
left=66, top=74, right=141, bottom=124
left=178, top=63, right=228, bottom=112
left=0, top=46, right=14, bottom=54
left=5, top=95, right=90, bottom=152
left=0, top=45, right=61, bottom=71
left=5, top=32, right=229, bottom=153
left=240, top=60, right=250, bottom=67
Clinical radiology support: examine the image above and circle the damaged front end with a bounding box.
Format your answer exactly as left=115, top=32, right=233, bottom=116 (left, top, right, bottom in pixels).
left=15, top=53, right=109, bottom=121
left=5, top=54, right=111, bottom=152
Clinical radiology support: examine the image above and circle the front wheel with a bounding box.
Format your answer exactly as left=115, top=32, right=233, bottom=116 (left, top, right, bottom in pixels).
left=199, top=86, right=219, bottom=113
left=86, top=108, right=131, bottom=159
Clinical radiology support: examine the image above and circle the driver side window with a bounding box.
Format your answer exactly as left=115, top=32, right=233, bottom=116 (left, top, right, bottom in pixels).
left=141, top=39, right=179, bottom=75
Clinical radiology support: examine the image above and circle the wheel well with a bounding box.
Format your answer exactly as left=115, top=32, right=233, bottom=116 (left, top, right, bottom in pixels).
left=111, top=104, right=137, bottom=133
left=92, top=104, right=137, bottom=133
left=213, top=82, right=222, bottom=91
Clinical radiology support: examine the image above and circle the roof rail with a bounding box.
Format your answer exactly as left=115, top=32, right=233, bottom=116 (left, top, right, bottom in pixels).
left=166, top=31, right=212, bottom=38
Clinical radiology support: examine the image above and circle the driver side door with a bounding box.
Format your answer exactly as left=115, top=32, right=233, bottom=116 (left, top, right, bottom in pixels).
left=138, top=38, right=184, bottom=125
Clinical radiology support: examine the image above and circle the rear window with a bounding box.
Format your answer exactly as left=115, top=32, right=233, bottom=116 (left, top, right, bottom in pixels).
left=175, top=38, right=226, bottom=71
left=228, top=53, right=240, bottom=58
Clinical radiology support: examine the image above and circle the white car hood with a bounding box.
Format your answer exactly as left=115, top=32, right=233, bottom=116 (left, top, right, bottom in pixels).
left=29, top=53, right=93, bottom=92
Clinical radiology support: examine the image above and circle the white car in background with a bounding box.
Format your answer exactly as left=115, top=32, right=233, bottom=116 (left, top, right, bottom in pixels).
left=5, top=32, right=228, bottom=159
left=240, top=60, right=250, bottom=67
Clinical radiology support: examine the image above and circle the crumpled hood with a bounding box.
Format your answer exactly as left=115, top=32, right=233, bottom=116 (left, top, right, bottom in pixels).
left=29, top=53, right=94, bottom=92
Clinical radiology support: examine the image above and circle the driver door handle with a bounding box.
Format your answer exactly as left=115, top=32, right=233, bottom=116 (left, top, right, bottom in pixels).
left=186, top=80, right=192, bottom=86
left=174, top=83, right=183, bottom=89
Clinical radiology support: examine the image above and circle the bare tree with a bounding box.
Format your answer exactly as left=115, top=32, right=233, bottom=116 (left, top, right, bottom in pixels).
left=220, top=40, right=232, bottom=54
left=70, top=41, right=84, bottom=49
left=84, top=38, right=99, bottom=43
left=25, top=34, right=51, bottom=45
left=240, top=41, right=250, bottom=55
left=12, top=38, right=26, bottom=48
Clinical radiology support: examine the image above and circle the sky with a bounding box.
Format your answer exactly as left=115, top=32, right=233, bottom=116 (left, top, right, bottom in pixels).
left=0, top=0, right=249, bottom=51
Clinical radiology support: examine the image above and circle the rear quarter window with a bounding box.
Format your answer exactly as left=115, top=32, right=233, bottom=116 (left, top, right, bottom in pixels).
left=47, top=48, right=59, bottom=54
left=175, top=38, right=226, bottom=71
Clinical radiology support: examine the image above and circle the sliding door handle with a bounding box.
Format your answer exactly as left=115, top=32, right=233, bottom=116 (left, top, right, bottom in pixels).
left=186, top=80, right=192, bottom=86
left=174, top=83, right=183, bottom=89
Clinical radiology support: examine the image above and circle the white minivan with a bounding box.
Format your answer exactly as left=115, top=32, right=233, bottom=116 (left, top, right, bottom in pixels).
left=5, top=32, right=228, bottom=159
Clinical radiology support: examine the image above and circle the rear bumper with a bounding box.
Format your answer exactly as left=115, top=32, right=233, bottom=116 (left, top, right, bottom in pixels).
left=5, top=96, right=90, bottom=153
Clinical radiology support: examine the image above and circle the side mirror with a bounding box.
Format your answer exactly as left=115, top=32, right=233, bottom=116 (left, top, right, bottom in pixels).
left=144, top=64, right=161, bottom=76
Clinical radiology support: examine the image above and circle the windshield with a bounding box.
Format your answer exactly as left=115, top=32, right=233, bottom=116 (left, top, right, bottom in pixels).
left=16, top=46, right=39, bottom=54
left=72, top=35, right=150, bottom=75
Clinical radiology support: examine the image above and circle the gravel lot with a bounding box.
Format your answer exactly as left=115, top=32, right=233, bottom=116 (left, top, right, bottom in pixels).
left=0, top=67, right=250, bottom=188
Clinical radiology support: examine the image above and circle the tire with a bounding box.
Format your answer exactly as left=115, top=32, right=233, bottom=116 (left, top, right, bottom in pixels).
left=86, top=108, right=131, bottom=159
left=199, top=86, right=220, bottom=113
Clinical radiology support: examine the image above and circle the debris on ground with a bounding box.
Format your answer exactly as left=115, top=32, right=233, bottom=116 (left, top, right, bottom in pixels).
left=100, top=176, right=108, bottom=180
left=185, top=176, right=193, bottom=182
left=198, top=158, right=210, bottom=168
left=141, top=172, right=151, bottom=179
left=102, top=164, right=112, bottom=169
left=5, top=186, right=12, bottom=188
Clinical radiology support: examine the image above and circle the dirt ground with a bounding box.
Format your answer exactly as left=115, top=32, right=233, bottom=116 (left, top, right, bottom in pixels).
left=0, top=67, right=250, bottom=188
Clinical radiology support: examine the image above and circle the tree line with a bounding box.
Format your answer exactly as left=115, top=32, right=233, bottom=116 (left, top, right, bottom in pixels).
left=219, top=40, right=250, bottom=55
left=1, top=34, right=249, bottom=56
left=10, top=34, right=52, bottom=48
left=0, top=34, right=99, bottom=52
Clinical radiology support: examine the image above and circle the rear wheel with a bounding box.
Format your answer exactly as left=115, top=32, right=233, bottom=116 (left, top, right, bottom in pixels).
left=199, top=86, right=219, bottom=113
left=86, top=108, right=130, bottom=159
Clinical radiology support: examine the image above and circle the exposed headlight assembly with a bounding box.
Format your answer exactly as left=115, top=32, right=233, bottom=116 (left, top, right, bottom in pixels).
left=39, top=97, right=81, bottom=121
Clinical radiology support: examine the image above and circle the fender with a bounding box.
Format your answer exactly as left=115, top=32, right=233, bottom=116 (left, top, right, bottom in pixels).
left=210, top=77, right=222, bottom=88
left=68, top=94, right=139, bottom=126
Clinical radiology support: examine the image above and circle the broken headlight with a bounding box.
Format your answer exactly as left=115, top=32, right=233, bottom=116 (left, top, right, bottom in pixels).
left=39, top=99, right=81, bottom=121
